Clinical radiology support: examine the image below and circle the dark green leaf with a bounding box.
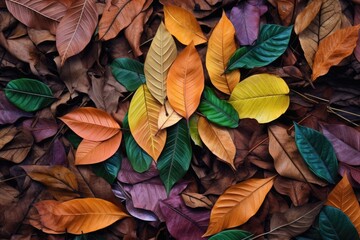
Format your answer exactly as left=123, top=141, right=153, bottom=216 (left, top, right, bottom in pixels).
left=157, top=119, right=192, bottom=194
left=226, top=24, right=293, bottom=71
left=294, top=123, right=338, bottom=184
left=123, top=114, right=152, bottom=173
left=198, top=86, right=239, bottom=128
left=64, top=130, right=82, bottom=149
left=209, top=229, right=252, bottom=240
left=4, top=78, right=55, bottom=112
left=111, top=58, right=146, bottom=92
left=93, top=151, right=122, bottom=184
left=318, top=206, right=359, bottom=240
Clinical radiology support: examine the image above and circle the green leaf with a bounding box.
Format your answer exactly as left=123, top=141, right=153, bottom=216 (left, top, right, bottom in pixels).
left=93, top=151, right=122, bottom=184
left=198, top=86, right=239, bottom=128
left=64, top=130, right=83, bottom=149
left=294, top=123, right=338, bottom=184
left=123, top=114, right=152, bottom=173
left=209, top=229, right=252, bottom=240
left=226, top=24, right=293, bottom=71
left=157, top=119, right=192, bottom=194
left=189, top=114, right=202, bottom=147
left=111, top=58, right=146, bottom=92
left=4, top=78, right=55, bottom=112
left=296, top=226, right=322, bottom=240
left=319, top=206, right=359, bottom=240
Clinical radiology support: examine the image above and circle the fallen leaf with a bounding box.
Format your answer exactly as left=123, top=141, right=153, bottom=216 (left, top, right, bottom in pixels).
left=117, top=157, right=158, bottom=185
left=22, top=118, right=58, bottom=143
left=181, top=192, right=213, bottom=209
left=275, top=0, right=295, bottom=26
left=0, top=126, right=17, bottom=149
left=111, top=58, right=146, bottom=92
left=0, top=129, right=33, bottom=163
left=294, top=0, right=322, bottom=34
left=209, top=229, right=252, bottom=240
left=0, top=91, right=32, bottom=125
left=274, top=176, right=311, bottom=206
left=93, top=151, right=122, bottom=184
left=157, top=101, right=182, bottom=130
left=189, top=114, right=202, bottom=147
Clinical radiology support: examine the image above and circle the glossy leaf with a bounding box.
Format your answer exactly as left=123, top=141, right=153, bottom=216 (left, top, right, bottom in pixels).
left=75, top=132, right=122, bottom=165
left=123, top=114, right=152, bottom=173
left=56, top=0, right=98, bottom=65
left=319, top=206, right=359, bottom=240
left=5, top=78, right=55, bottom=112
left=198, top=117, right=236, bottom=169
left=294, top=123, right=339, bottom=184
left=128, top=84, right=166, bottom=161
left=312, top=25, right=360, bottom=80
left=268, top=125, right=327, bottom=186
left=59, top=107, right=120, bottom=142
left=206, top=11, right=240, bottom=95
left=35, top=198, right=129, bottom=234
left=93, top=151, right=122, bottom=184
left=229, top=74, right=290, bottom=124
left=226, top=24, right=293, bottom=71
left=157, top=101, right=182, bottom=130
left=98, top=0, right=146, bottom=41
left=209, top=229, right=252, bottom=240
left=198, top=86, right=239, bottom=128
left=145, top=22, right=177, bottom=104
left=111, top=58, right=146, bottom=92
left=325, top=175, right=360, bottom=235
left=203, top=176, right=275, bottom=236
left=167, top=42, right=204, bottom=119
left=189, top=114, right=202, bottom=147
left=163, top=4, right=207, bottom=45
left=157, top=120, right=192, bottom=194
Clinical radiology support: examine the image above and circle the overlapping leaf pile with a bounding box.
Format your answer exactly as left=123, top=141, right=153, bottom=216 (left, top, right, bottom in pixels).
left=0, top=0, right=360, bottom=239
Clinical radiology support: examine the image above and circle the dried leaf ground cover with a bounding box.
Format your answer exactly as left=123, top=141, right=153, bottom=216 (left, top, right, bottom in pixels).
left=0, top=0, right=360, bottom=239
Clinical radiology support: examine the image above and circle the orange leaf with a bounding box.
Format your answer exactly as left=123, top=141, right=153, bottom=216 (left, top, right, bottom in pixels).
left=167, top=42, right=204, bottom=119
left=198, top=116, right=235, bottom=169
left=31, top=200, right=64, bottom=234
left=325, top=175, right=360, bottom=235
left=294, top=0, right=322, bottom=34
left=312, top=25, right=360, bottom=80
left=59, top=107, right=120, bottom=142
left=34, top=198, right=129, bottom=234
left=163, top=4, right=207, bottom=45
left=203, top=176, right=275, bottom=236
left=56, top=0, right=98, bottom=65
left=75, top=131, right=122, bottom=165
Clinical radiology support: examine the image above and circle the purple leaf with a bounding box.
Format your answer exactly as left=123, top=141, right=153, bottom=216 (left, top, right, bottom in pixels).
left=230, top=0, right=268, bottom=46
left=22, top=118, right=58, bottom=142
left=321, top=124, right=360, bottom=166
left=48, top=138, right=67, bottom=165
left=159, top=196, right=210, bottom=240
left=117, top=157, right=158, bottom=184
left=0, top=91, right=32, bottom=124
left=339, top=163, right=360, bottom=188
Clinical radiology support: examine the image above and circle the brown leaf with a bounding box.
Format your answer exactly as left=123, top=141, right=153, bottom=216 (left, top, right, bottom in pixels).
left=0, top=129, right=33, bottom=163
left=294, top=0, right=322, bottom=34
left=181, top=192, right=213, bottom=209
left=56, top=0, right=98, bottom=65
left=275, top=0, right=296, bottom=26
left=0, top=126, right=17, bottom=149
left=274, top=176, right=311, bottom=206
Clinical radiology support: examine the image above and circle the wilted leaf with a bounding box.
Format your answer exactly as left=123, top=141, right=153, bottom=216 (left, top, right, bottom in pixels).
left=203, top=176, right=275, bottom=236
left=0, top=129, right=33, bottom=163
left=206, top=11, right=239, bottom=95
left=198, top=117, right=236, bottom=169
left=312, top=25, right=360, bottom=80
left=157, top=120, right=192, bottom=194
left=167, top=42, right=204, bottom=119
left=56, top=0, right=98, bottom=65
left=0, top=126, right=17, bottom=149
left=163, top=4, right=207, bottom=45
left=294, top=0, right=322, bottom=34
left=226, top=24, right=293, bottom=71
left=274, top=177, right=311, bottom=206
left=229, top=74, right=290, bottom=124
left=75, top=132, right=122, bottom=165
left=93, top=151, right=122, bottom=184
left=158, top=101, right=182, bottom=130
left=209, top=229, right=252, bottom=240
left=0, top=91, right=32, bottom=125
left=145, top=22, right=177, bottom=105
left=5, top=78, right=55, bottom=112
left=35, top=198, right=129, bottom=234
left=294, top=123, right=338, bottom=184
left=111, top=58, right=146, bottom=92
left=128, top=84, right=166, bottom=161
left=98, top=0, right=146, bottom=41
left=181, top=192, right=213, bottom=209
left=59, top=107, right=120, bottom=142
left=325, top=175, right=360, bottom=235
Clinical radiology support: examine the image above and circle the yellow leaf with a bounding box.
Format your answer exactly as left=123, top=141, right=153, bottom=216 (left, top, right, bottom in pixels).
left=326, top=175, right=360, bottom=235
left=206, top=11, right=240, bottom=95
left=229, top=74, right=289, bottom=124
left=158, top=100, right=182, bottom=130
left=145, top=22, right=177, bottom=105
left=163, top=4, right=207, bottom=45
left=203, top=176, right=275, bottom=236
left=167, top=42, right=204, bottom=119
left=198, top=116, right=235, bottom=169
left=128, top=84, right=167, bottom=161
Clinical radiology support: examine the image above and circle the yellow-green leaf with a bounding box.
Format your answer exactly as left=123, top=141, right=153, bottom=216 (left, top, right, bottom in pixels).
left=145, top=22, right=177, bottom=105
left=206, top=11, right=240, bottom=95
left=128, top=84, right=167, bottom=161
left=229, top=74, right=290, bottom=124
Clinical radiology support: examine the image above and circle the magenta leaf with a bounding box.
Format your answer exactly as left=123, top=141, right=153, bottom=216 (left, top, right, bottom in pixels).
left=230, top=0, right=268, bottom=46
left=0, top=91, right=32, bottom=124
left=117, top=157, right=158, bottom=184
